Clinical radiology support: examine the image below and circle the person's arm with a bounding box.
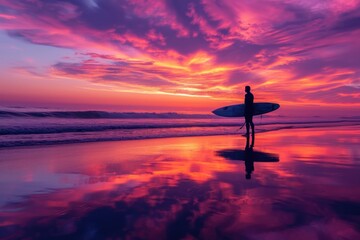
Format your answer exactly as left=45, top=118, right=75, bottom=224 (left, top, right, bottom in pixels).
left=244, top=94, right=248, bottom=105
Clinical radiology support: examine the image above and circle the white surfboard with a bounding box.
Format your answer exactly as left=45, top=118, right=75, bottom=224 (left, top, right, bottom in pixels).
left=212, top=102, right=280, bottom=117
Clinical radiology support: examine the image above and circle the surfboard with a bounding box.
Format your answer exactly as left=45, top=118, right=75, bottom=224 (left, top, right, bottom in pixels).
left=212, top=102, right=280, bottom=117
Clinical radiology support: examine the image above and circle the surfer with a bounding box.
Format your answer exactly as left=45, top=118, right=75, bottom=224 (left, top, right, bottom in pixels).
left=244, top=86, right=254, bottom=136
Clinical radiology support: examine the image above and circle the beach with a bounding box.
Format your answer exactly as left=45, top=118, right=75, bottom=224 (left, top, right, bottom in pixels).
left=0, top=125, right=359, bottom=239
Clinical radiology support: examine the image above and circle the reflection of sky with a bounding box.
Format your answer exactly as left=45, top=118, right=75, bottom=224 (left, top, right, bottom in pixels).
left=0, top=0, right=359, bottom=113
left=0, top=126, right=359, bottom=239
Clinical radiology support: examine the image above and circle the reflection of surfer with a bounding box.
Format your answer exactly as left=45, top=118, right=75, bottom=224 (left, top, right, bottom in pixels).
left=216, top=131, right=280, bottom=180
left=245, top=133, right=255, bottom=179
left=244, top=86, right=254, bottom=136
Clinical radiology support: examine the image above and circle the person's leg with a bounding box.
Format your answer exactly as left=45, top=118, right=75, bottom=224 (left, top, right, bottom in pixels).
left=245, top=134, right=250, bottom=148
left=249, top=115, right=254, bottom=135
left=245, top=115, right=250, bottom=135
left=250, top=131, right=255, bottom=148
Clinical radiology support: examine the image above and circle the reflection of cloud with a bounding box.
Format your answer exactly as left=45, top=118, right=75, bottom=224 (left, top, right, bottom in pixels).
left=1, top=155, right=359, bottom=239
left=1, top=0, right=360, bottom=106
left=1, top=128, right=360, bottom=238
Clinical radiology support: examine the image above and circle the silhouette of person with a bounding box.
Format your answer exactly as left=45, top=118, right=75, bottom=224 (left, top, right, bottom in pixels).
left=244, top=133, right=254, bottom=179
left=244, top=86, right=254, bottom=136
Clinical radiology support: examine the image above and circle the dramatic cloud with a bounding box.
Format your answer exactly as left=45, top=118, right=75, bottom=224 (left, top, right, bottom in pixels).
left=0, top=0, right=359, bottom=110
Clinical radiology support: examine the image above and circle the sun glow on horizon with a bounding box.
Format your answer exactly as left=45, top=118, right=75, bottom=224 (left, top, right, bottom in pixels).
left=0, top=0, right=359, bottom=115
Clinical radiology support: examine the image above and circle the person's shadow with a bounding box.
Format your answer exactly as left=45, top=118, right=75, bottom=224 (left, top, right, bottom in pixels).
left=216, top=133, right=279, bottom=180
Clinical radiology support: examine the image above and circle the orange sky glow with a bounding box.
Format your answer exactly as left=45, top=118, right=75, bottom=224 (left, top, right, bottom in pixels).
left=0, top=0, right=359, bottom=115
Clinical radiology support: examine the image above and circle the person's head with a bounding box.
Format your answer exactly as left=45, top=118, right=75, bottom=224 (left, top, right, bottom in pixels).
left=245, top=85, right=251, bottom=93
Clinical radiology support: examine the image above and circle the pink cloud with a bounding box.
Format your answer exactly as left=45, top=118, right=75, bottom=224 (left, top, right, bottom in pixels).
left=0, top=0, right=359, bottom=109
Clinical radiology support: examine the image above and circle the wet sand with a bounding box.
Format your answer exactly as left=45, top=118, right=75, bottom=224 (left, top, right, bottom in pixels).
left=0, top=125, right=359, bottom=239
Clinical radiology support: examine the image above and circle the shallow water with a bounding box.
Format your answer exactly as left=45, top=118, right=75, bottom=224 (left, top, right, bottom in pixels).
left=1, top=107, right=359, bottom=147
left=0, top=126, right=359, bottom=239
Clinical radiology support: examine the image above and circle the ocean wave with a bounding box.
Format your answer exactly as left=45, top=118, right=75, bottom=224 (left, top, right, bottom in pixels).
left=1, top=119, right=358, bottom=135
left=0, top=131, right=234, bottom=148
left=0, top=110, right=214, bottom=119
left=1, top=121, right=359, bottom=148
left=0, top=122, right=241, bottom=135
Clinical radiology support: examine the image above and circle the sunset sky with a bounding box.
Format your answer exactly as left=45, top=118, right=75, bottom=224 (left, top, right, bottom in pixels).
left=0, top=0, right=359, bottom=115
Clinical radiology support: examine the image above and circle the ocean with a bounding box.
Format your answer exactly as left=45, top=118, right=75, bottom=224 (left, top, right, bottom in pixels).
left=1, top=107, right=360, bottom=239
left=1, top=106, right=359, bottom=147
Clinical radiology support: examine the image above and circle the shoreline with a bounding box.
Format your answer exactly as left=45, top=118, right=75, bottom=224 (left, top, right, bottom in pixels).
left=1, top=123, right=359, bottom=150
